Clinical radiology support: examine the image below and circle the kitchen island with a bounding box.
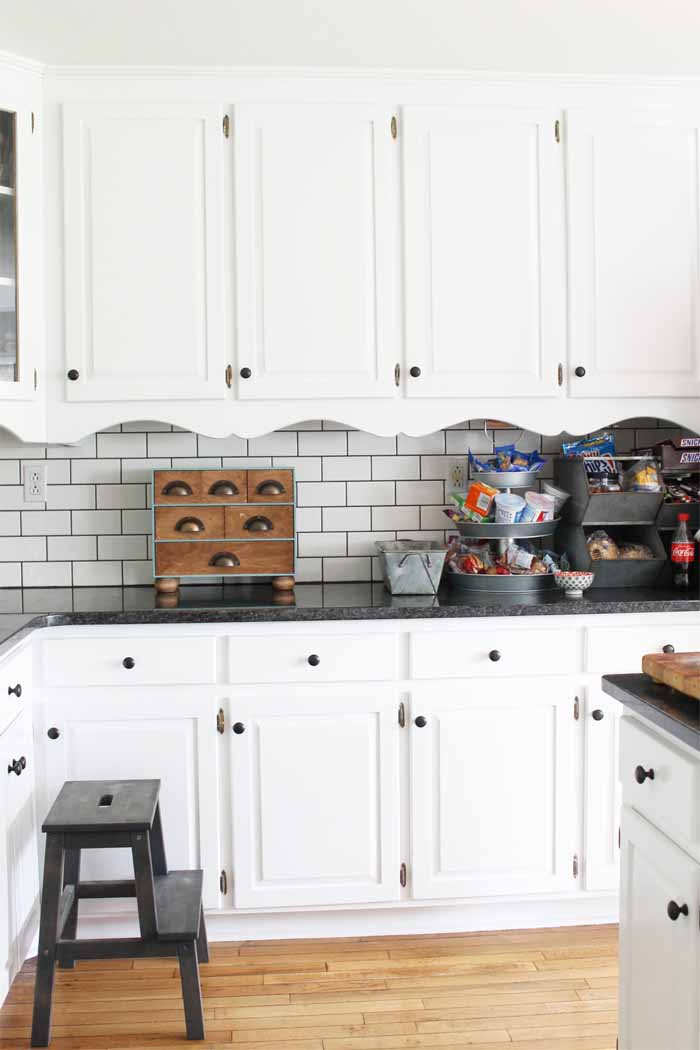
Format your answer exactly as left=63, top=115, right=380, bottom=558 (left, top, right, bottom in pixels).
left=603, top=671, right=700, bottom=1050
left=0, top=583, right=696, bottom=1002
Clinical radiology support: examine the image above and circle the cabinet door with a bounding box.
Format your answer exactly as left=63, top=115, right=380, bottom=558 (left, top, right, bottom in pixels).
left=620, top=805, right=700, bottom=1050
left=2, top=710, right=38, bottom=983
left=234, top=103, right=399, bottom=399
left=230, top=686, right=400, bottom=907
left=402, top=106, right=565, bottom=398
left=63, top=102, right=226, bottom=402
left=37, top=690, right=221, bottom=908
left=584, top=690, right=622, bottom=892
left=568, top=108, right=700, bottom=397
left=411, top=679, right=576, bottom=899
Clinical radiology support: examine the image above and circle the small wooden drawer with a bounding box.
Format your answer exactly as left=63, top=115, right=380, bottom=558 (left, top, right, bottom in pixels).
left=155, top=506, right=225, bottom=541
left=39, top=636, right=216, bottom=687
left=200, top=470, right=247, bottom=503
left=155, top=540, right=294, bottom=577
left=621, top=716, right=700, bottom=848
left=227, top=632, right=397, bottom=682
left=410, top=626, right=580, bottom=679
left=247, top=470, right=293, bottom=502
left=153, top=470, right=205, bottom=503
left=225, top=505, right=294, bottom=539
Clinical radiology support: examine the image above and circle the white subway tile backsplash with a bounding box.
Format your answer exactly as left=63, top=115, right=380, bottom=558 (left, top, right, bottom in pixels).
left=0, top=418, right=688, bottom=586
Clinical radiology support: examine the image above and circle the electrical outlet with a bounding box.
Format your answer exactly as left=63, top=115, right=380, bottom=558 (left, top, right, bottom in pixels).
left=446, top=457, right=467, bottom=491
left=23, top=462, right=47, bottom=503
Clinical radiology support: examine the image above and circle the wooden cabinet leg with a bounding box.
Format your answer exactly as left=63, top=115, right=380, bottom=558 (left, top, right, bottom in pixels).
left=178, top=941, right=205, bottom=1040
left=271, top=576, right=295, bottom=591
left=31, top=834, right=64, bottom=1047
left=155, top=577, right=180, bottom=594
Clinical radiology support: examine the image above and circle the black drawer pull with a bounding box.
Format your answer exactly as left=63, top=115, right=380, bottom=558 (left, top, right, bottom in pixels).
left=409, top=365, right=421, bottom=378
left=122, top=657, right=135, bottom=670
left=7, top=756, right=26, bottom=776
left=240, top=367, right=252, bottom=379
left=67, top=368, right=80, bottom=381
left=574, top=365, right=586, bottom=378
left=7, top=684, right=21, bottom=698
left=232, top=722, right=245, bottom=735
left=663, top=644, right=675, bottom=654
left=591, top=709, right=604, bottom=721
left=47, top=727, right=60, bottom=740
left=308, top=654, right=320, bottom=667
left=489, top=649, right=501, bottom=662
left=414, top=715, right=427, bottom=728
left=635, top=765, right=655, bottom=784
left=667, top=900, right=689, bottom=921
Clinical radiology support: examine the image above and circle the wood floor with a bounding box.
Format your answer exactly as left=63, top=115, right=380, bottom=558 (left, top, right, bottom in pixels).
left=0, top=924, right=618, bottom=1049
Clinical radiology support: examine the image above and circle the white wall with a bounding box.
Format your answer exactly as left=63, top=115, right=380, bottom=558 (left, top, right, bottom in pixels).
left=3, top=0, right=700, bottom=75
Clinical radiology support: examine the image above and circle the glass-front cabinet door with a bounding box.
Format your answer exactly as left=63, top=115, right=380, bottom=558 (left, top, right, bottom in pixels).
left=0, top=109, right=17, bottom=384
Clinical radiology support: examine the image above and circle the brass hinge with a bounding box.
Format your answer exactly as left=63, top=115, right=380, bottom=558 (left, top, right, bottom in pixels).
left=573, top=696, right=580, bottom=721
left=223, top=114, right=230, bottom=139
left=31, top=111, right=35, bottom=134
left=219, top=869, right=228, bottom=894
left=557, top=362, right=563, bottom=387
left=554, top=119, right=561, bottom=143
left=225, top=364, right=233, bottom=389
left=398, top=702, right=406, bottom=728
left=33, top=368, right=38, bottom=391
left=216, top=708, right=225, bottom=734
left=394, top=363, right=401, bottom=387
left=618, top=826, right=621, bottom=849
left=399, top=862, right=407, bottom=888
left=573, top=853, right=579, bottom=879
left=391, top=115, right=398, bottom=140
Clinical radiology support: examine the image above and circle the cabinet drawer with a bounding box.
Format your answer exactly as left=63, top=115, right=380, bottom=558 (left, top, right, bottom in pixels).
left=587, top=625, right=700, bottom=673
left=0, top=646, right=31, bottom=736
left=39, top=636, right=216, bottom=686
left=621, top=716, right=700, bottom=847
left=227, top=633, right=397, bottom=682
left=155, top=506, right=225, bottom=541
left=247, top=470, right=293, bottom=502
left=410, top=627, right=580, bottom=679
left=199, top=470, right=247, bottom=503
left=155, top=540, right=294, bottom=577
left=153, top=470, right=206, bottom=503
left=225, top=505, right=294, bottom=539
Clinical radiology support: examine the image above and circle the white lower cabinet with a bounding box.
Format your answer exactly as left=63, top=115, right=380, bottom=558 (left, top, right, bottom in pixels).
left=410, top=679, right=577, bottom=899
left=584, top=689, right=622, bottom=892
left=229, top=686, right=401, bottom=908
left=620, top=805, right=700, bottom=1050
left=36, top=690, right=222, bottom=909
left=0, top=710, right=39, bottom=999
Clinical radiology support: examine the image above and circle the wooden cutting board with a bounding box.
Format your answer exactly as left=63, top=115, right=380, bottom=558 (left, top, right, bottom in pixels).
left=642, top=652, right=700, bottom=700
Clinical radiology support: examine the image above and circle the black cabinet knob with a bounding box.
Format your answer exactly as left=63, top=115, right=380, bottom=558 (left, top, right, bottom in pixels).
left=663, top=644, right=675, bottom=654
left=307, top=654, right=320, bottom=667
left=635, top=765, right=655, bottom=784
left=240, top=367, right=252, bottom=379
left=667, top=900, right=689, bottom=921
left=67, top=369, right=80, bottom=381
left=47, top=727, right=60, bottom=740
left=7, top=684, right=21, bottom=698
left=574, top=365, right=586, bottom=378
left=232, top=722, right=245, bottom=735
left=414, top=715, right=427, bottom=728
left=122, top=657, right=135, bottom=669
left=592, top=709, right=604, bottom=721
left=489, top=649, right=501, bottom=662
left=409, top=366, right=421, bottom=378
left=7, top=756, right=26, bottom=776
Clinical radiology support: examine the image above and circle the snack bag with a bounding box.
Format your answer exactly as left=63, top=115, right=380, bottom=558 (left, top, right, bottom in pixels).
left=464, top=480, right=498, bottom=521
left=623, top=460, right=662, bottom=493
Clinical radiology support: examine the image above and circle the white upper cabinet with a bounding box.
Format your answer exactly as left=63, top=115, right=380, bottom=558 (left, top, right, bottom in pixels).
left=410, top=679, right=576, bottom=899
left=62, top=102, right=227, bottom=402
left=233, top=103, right=399, bottom=399
left=402, top=105, right=566, bottom=399
left=568, top=107, right=700, bottom=398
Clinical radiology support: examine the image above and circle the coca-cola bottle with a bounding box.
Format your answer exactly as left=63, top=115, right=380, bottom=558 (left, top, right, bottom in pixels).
left=671, top=512, right=695, bottom=588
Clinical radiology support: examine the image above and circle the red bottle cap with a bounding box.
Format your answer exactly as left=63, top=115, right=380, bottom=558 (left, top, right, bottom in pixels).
left=679, top=513, right=690, bottom=521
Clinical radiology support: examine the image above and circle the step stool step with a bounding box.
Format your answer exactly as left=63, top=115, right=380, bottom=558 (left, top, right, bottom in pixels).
left=43, top=780, right=161, bottom=833
left=155, top=870, right=204, bottom=942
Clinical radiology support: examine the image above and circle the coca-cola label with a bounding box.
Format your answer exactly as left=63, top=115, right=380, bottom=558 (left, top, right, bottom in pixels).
left=672, top=542, right=695, bottom=562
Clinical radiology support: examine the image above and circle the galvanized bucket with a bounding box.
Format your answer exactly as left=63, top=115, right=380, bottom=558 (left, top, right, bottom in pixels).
left=375, top=540, right=447, bottom=595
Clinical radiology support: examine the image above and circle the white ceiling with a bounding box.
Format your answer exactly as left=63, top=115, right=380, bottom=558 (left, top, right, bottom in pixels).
left=1, top=0, right=700, bottom=74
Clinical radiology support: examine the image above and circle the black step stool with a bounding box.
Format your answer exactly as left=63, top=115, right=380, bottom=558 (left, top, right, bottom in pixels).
left=31, top=779, right=209, bottom=1047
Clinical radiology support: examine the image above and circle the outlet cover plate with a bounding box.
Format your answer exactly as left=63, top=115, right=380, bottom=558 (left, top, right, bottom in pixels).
left=23, top=462, right=47, bottom=503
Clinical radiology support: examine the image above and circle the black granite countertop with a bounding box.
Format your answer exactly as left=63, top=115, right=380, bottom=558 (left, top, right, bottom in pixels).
left=0, top=582, right=697, bottom=658
left=603, top=673, right=700, bottom=752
